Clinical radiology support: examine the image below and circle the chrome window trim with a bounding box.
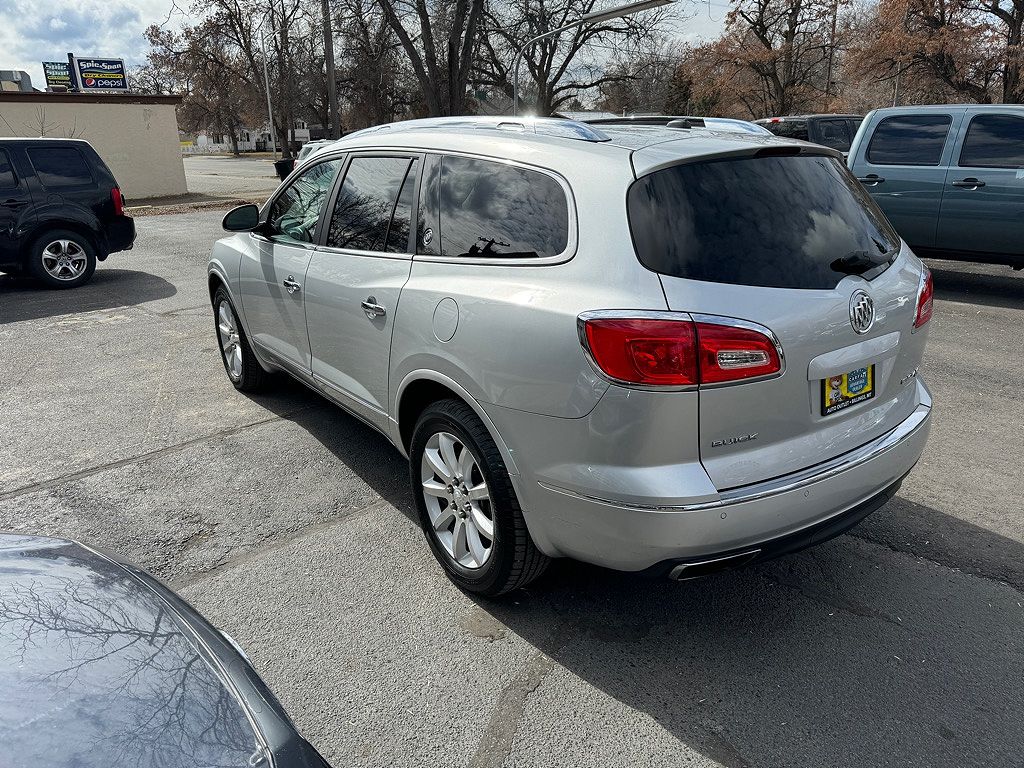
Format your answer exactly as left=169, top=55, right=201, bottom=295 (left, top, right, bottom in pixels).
left=538, top=402, right=930, bottom=512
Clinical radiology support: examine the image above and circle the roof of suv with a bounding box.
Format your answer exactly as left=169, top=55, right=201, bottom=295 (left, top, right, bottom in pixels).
left=755, top=114, right=863, bottom=122
left=0, top=137, right=93, bottom=144
left=868, top=103, right=1024, bottom=115
left=320, top=116, right=820, bottom=178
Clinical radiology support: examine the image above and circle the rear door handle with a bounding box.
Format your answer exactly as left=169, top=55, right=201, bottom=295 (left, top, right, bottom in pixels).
left=857, top=175, right=885, bottom=186
left=361, top=297, right=386, bottom=319
left=951, top=178, right=985, bottom=189
left=282, top=276, right=301, bottom=294
left=1, top=198, right=28, bottom=208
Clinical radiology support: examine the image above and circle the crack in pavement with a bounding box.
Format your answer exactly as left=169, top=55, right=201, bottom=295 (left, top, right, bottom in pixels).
left=849, top=529, right=1024, bottom=594
left=169, top=505, right=379, bottom=591
left=470, top=651, right=555, bottom=768
left=0, top=405, right=319, bottom=502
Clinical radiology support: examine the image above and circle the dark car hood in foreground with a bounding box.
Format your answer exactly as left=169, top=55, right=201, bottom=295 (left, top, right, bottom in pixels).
left=0, top=534, right=266, bottom=768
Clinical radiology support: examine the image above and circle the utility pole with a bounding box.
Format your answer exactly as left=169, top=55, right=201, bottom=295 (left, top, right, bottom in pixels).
left=322, top=0, right=340, bottom=139
left=823, top=0, right=839, bottom=111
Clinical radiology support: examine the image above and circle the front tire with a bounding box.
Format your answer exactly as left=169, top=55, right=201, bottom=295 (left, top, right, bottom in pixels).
left=213, top=286, right=267, bottom=392
left=410, top=399, right=549, bottom=596
left=27, top=230, right=97, bottom=288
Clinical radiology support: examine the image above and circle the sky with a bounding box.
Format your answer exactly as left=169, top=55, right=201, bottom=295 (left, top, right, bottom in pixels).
left=0, top=0, right=728, bottom=91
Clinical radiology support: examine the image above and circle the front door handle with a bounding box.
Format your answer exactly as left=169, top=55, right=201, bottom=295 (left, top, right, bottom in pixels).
left=361, top=297, right=386, bottom=319
left=1, top=198, right=28, bottom=208
left=951, top=178, right=986, bottom=189
left=857, top=174, right=885, bottom=186
left=282, top=276, right=301, bottom=294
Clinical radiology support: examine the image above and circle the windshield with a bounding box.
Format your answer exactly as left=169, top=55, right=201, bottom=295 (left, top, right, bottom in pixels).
left=627, top=154, right=900, bottom=290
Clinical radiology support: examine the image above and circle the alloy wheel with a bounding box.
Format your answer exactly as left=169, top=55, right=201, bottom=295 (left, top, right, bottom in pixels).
left=41, top=239, right=88, bottom=281
left=216, top=301, right=243, bottom=380
left=420, top=431, right=495, bottom=569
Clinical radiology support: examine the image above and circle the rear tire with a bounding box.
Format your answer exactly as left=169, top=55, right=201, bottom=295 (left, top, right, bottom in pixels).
left=27, top=229, right=97, bottom=289
left=410, top=398, right=549, bottom=596
left=213, top=286, right=268, bottom=392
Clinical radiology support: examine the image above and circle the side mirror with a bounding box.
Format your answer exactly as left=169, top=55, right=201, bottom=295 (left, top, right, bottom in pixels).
left=222, top=204, right=260, bottom=232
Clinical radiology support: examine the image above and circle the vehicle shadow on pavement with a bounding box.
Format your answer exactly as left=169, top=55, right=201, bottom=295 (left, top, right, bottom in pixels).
left=241, top=377, right=1023, bottom=767
left=929, top=262, right=1024, bottom=311
left=244, top=377, right=417, bottom=521
left=472, top=502, right=1024, bottom=768
left=0, top=269, right=177, bottom=324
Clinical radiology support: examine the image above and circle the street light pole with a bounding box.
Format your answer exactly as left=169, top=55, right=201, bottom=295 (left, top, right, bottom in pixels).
left=511, top=0, right=673, bottom=115
left=260, top=31, right=278, bottom=158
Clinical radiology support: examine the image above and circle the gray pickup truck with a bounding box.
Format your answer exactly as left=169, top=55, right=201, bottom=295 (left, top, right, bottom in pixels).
left=848, top=104, right=1024, bottom=269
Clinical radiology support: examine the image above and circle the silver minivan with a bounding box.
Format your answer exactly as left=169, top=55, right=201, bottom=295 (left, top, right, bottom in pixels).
left=209, top=117, right=933, bottom=595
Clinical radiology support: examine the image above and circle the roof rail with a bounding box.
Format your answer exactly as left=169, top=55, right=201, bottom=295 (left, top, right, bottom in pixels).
left=343, top=116, right=610, bottom=143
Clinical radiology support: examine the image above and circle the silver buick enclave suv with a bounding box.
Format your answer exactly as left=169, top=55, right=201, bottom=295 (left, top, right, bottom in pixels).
left=208, top=117, right=933, bottom=595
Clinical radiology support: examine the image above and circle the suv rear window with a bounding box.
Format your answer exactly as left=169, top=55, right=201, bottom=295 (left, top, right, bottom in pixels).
left=27, top=146, right=94, bottom=187
left=435, top=155, right=569, bottom=259
left=867, top=114, right=951, bottom=166
left=816, top=119, right=854, bottom=151
left=627, top=154, right=900, bottom=290
left=762, top=120, right=809, bottom=141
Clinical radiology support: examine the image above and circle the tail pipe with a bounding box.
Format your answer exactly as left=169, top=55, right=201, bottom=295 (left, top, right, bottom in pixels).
left=667, top=549, right=761, bottom=580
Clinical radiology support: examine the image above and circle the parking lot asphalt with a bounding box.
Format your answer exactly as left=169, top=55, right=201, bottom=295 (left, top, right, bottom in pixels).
left=184, top=154, right=281, bottom=198
left=1, top=212, right=1022, bottom=768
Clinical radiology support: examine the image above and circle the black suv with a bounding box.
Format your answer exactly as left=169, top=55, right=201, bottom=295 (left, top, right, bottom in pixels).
left=0, top=138, right=136, bottom=288
left=755, top=114, right=864, bottom=155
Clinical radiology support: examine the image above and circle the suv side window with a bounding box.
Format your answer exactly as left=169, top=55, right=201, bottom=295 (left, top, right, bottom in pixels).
left=27, top=146, right=93, bottom=187
left=816, top=119, right=853, bottom=151
left=867, top=114, right=952, bottom=166
left=325, top=156, right=416, bottom=252
left=0, top=150, right=16, bottom=189
left=267, top=158, right=343, bottom=243
left=436, top=155, right=569, bottom=259
left=959, top=113, right=1024, bottom=168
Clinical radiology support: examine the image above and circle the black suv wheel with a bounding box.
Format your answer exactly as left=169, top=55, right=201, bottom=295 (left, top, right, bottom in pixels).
left=27, top=230, right=97, bottom=289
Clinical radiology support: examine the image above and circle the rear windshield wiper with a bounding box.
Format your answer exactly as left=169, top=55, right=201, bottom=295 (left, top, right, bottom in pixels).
left=831, top=251, right=884, bottom=275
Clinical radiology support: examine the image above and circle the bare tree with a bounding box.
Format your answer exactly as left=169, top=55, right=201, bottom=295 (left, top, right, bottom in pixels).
left=374, top=0, right=486, bottom=115
left=473, top=0, right=670, bottom=115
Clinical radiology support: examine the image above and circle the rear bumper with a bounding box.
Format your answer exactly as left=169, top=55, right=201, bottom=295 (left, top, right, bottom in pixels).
left=490, top=381, right=931, bottom=572
left=655, top=475, right=904, bottom=579
left=104, top=216, right=136, bottom=255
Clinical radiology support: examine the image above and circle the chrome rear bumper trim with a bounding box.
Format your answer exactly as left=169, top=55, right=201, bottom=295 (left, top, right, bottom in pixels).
left=539, top=403, right=931, bottom=513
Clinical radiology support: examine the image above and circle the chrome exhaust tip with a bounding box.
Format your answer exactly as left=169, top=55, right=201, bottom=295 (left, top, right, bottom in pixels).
left=667, top=549, right=761, bottom=580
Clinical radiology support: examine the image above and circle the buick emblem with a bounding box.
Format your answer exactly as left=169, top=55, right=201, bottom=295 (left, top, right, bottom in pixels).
left=849, top=290, right=875, bottom=334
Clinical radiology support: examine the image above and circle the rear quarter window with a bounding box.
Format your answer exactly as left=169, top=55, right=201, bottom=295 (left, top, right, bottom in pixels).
left=959, top=113, right=1024, bottom=168
left=27, top=146, right=95, bottom=187
left=627, top=154, right=900, bottom=290
left=867, top=114, right=952, bottom=166
left=433, top=155, right=569, bottom=259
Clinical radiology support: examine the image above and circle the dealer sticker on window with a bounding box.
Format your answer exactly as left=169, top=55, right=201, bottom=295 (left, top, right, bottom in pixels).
left=822, top=365, right=875, bottom=416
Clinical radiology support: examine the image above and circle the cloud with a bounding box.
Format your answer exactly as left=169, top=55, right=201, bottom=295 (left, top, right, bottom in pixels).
left=0, top=0, right=179, bottom=87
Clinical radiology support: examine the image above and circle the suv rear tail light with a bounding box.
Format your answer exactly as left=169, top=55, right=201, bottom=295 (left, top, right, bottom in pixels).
left=581, top=316, right=698, bottom=386
left=913, top=268, right=933, bottom=329
left=696, top=321, right=782, bottom=383
left=579, top=313, right=781, bottom=387
left=111, top=187, right=125, bottom=216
